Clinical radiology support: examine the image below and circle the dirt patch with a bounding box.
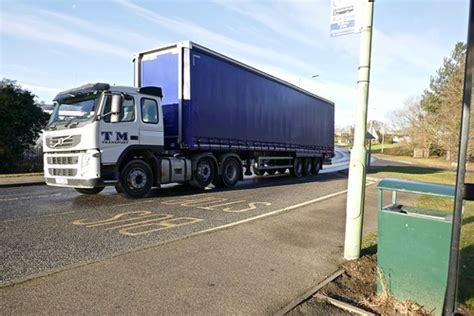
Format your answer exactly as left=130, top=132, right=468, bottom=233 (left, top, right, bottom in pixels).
left=293, top=253, right=434, bottom=315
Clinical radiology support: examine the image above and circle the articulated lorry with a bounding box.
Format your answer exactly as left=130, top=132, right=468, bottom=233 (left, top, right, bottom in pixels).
left=43, top=41, right=335, bottom=198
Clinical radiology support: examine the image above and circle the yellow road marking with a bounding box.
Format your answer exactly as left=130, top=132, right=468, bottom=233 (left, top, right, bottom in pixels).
left=162, top=197, right=272, bottom=213
left=104, top=214, right=174, bottom=230
left=222, top=202, right=272, bottom=213
left=119, top=217, right=203, bottom=237
left=162, top=197, right=226, bottom=206
left=196, top=200, right=246, bottom=210
left=72, top=211, right=153, bottom=227
left=72, top=211, right=203, bottom=237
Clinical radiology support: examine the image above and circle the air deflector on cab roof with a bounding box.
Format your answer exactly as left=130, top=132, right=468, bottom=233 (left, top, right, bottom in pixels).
left=53, top=83, right=110, bottom=102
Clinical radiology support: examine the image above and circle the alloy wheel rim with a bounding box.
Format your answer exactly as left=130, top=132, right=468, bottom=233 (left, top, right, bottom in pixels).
left=128, top=168, right=147, bottom=190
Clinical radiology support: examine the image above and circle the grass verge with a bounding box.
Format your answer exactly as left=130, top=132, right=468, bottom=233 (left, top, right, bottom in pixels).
left=0, top=172, right=43, bottom=178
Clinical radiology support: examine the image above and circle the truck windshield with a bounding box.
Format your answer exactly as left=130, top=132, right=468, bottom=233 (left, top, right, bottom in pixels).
left=46, top=94, right=100, bottom=130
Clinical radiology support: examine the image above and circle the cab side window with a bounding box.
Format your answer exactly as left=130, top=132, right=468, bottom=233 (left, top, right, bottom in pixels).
left=103, top=94, right=135, bottom=123
left=141, top=98, right=159, bottom=124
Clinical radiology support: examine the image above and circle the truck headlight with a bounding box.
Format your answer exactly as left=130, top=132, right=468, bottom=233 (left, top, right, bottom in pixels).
left=81, top=154, right=91, bottom=169
left=80, top=150, right=100, bottom=177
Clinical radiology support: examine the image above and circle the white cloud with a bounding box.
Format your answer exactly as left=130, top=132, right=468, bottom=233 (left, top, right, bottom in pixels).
left=36, top=9, right=165, bottom=51
left=1, top=13, right=132, bottom=58
left=114, top=0, right=321, bottom=74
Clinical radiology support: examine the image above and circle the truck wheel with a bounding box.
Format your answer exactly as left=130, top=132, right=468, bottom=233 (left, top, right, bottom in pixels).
left=290, top=158, right=303, bottom=178
left=214, top=157, right=240, bottom=188
left=120, top=160, right=153, bottom=198
left=312, top=158, right=322, bottom=175
left=252, top=163, right=265, bottom=176
left=75, top=187, right=105, bottom=195
left=303, top=158, right=313, bottom=176
left=190, top=157, right=216, bottom=189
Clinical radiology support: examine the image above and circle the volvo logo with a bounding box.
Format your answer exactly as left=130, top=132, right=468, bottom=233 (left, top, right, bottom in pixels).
left=52, top=135, right=72, bottom=148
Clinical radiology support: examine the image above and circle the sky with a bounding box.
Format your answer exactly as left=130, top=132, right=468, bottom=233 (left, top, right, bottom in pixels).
left=0, top=0, right=470, bottom=127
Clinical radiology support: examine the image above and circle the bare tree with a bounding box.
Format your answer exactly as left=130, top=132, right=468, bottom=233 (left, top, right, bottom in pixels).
left=391, top=97, right=436, bottom=157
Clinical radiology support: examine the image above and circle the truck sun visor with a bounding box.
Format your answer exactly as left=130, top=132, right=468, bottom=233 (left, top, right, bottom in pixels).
left=53, top=83, right=110, bottom=102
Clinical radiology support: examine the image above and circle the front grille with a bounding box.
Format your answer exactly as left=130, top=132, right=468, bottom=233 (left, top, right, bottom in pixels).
left=49, top=168, right=77, bottom=177
left=46, top=135, right=81, bottom=149
left=48, top=156, right=78, bottom=165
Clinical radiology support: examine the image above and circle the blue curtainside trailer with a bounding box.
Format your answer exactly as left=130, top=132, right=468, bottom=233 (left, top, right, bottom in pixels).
left=134, top=41, right=334, bottom=157
left=41, top=41, right=336, bottom=199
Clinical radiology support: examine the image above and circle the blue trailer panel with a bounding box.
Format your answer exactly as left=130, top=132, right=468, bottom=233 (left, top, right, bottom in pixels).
left=140, top=52, right=180, bottom=148
left=136, top=42, right=334, bottom=156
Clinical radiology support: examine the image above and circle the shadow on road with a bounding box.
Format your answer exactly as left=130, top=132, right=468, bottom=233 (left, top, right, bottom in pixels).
left=71, top=171, right=349, bottom=207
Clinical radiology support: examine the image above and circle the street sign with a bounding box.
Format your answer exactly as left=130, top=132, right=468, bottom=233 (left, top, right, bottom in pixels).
left=330, top=0, right=360, bottom=37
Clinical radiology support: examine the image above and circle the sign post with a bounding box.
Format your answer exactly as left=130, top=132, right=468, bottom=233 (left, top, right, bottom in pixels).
left=342, top=0, right=375, bottom=260
left=330, top=0, right=360, bottom=37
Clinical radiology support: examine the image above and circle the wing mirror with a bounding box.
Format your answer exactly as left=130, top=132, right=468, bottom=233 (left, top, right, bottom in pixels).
left=110, top=94, right=123, bottom=123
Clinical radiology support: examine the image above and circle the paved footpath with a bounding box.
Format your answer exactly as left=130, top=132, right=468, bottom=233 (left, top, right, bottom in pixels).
left=0, top=181, right=378, bottom=315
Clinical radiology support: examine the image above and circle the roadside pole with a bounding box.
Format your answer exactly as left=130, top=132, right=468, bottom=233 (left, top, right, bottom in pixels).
left=343, top=0, right=375, bottom=260
left=444, top=0, right=474, bottom=313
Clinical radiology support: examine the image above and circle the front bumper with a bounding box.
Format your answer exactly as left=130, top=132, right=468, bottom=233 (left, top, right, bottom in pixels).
left=43, top=149, right=101, bottom=188
left=44, top=177, right=103, bottom=188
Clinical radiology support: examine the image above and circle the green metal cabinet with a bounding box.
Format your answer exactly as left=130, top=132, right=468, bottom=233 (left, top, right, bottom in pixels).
left=377, top=178, right=454, bottom=315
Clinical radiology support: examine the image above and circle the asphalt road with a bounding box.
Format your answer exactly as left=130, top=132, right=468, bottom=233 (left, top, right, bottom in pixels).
left=0, top=148, right=351, bottom=285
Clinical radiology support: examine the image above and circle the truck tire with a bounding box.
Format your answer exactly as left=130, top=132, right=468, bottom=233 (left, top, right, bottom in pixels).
left=213, top=157, right=240, bottom=188
left=303, top=158, right=312, bottom=176
left=75, top=187, right=105, bottom=195
left=290, top=158, right=303, bottom=178
left=190, top=157, right=216, bottom=189
left=120, top=159, right=153, bottom=198
left=312, top=158, right=322, bottom=175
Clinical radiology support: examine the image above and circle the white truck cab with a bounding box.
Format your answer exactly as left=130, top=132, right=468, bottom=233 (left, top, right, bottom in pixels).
left=43, top=83, right=181, bottom=197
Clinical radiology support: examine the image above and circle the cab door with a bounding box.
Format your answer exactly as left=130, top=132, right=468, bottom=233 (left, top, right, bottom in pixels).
left=138, top=96, right=164, bottom=149
left=99, top=93, right=140, bottom=164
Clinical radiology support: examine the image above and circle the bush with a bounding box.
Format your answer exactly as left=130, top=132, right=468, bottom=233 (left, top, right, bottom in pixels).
left=383, top=146, right=412, bottom=156
left=0, top=79, right=49, bottom=173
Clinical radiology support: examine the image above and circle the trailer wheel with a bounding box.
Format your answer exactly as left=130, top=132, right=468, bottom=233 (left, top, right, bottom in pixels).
left=303, top=158, right=313, bottom=176
left=120, top=159, right=153, bottom=198
left=190, top=157, right=216, bottom=189
left=312, top=158, right=322, bottom=175
left=267, top=169, right=277, bottom=175
left=278, top=168, right=287, bottom=174
left=75, top=187, right=105, bottom=195
left=290, top=158, right=303, bottom=178
left=213, top=157, right=241, bottom=188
